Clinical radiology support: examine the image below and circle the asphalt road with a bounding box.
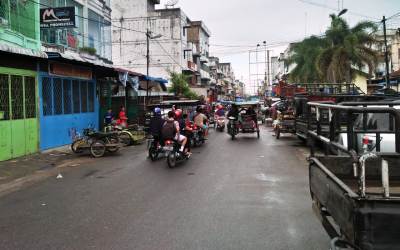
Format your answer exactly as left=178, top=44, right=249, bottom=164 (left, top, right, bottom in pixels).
left=0, top=127, right=329, bottom=250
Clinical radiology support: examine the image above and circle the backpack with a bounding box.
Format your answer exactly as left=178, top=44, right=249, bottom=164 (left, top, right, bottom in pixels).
left=161, top=120, right=176, bottom=140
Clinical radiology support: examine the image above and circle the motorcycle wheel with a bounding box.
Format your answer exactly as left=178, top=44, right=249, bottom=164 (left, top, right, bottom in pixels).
left=71, top=139, right=85, bottom=153
left=149, top=147, right=158, bottom=161
left=231, top=130, right=235, bottom=140
left=119, top=132, right=132, bottom=146
left=107, top=137, right=120, bottom=153
left=167, top=152, right=177, bottom=168
left=257, top=130, right=260, bottom=139
left=90, top=140, right=106, bottom=158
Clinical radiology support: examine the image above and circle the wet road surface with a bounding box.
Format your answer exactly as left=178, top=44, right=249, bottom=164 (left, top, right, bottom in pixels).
left=0, top=127, right=329, bottom=250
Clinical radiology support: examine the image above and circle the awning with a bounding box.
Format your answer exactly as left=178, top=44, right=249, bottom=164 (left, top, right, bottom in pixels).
left=140, top=75, right=168, bottom=91
left=142, top=75, right=168, bottom=84
left=45, top=50, right=113, bottom=68
left=0, top=44, right=48, bottom=58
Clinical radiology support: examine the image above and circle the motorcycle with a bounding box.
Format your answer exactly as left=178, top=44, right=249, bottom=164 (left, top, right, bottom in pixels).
left=147, top=136, right=170, bottom=161
left=227, top=117, right=239, bottom=140
left=215, top=115, right=225, bottom=132
left=190, top=123, right=206, bottom=147
left=165, top=139, right=190, bottom=168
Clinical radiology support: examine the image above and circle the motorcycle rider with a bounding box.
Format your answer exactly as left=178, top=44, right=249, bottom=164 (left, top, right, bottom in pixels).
left=149, top=107, right=164, bottom=147
left=176, top=110, right=193, bottom=154
left=194, top=106, right=209, bottom=137
left=161, top=111, right=188, bottom=155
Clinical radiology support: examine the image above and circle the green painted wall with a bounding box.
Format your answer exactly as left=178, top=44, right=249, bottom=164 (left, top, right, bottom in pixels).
left=0, top=67, right=39, bottom=161
left=0, top=0, right=41, bottom=50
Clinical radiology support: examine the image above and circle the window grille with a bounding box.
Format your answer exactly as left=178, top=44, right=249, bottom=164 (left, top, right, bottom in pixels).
left=0, top=74, right=10, bottom=120
left=53, top=78, right=63, bottom=115
left=88, top=81, right=94, bottom=112
left=63, top=79, right=72, bottom=114
left=80, top=81, right=88, bottom=113
left=42, top=77, right=53, bottom=116
left=11, top=75, right=23, bottom=120
left=72, top=80, right=80, bottom=113
left=24, top=76, right=36, bottom=118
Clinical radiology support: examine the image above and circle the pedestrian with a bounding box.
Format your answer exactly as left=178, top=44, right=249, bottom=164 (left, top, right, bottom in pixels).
left=117, top=106, right=128, bottom=128
left=104, top=108, right=114, bottom=126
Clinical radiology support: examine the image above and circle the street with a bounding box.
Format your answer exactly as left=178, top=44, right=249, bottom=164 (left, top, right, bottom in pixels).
left=0, top=127, right=329, bottom=250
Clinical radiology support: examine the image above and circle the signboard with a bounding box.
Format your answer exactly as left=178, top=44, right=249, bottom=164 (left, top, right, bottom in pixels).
left=40, top=7, right=76, bottom=29
left=49, top=62, right=92, bottom=79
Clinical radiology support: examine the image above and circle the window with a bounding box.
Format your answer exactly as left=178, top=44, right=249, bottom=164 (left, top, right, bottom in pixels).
left=53, top=79, right=63, bottom=115
left=42, top=77, right=94, bottom=116
left=24, top=76, right=36, bottom=119
left=73, top=80, right=80, bottom=113
left=42, top=77, right=53, bottom=116
left=0, top=74, right=10, bottom=120
left=11, top=75, right=24, bottom=120
left=80, top=81, right=88, bottom=113
left=88, top=81, right=95, bottom=112
left=63, top=79, right=72, bottom=114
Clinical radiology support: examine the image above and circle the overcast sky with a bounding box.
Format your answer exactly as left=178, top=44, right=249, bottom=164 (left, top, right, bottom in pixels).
left=158, top=0, right=400, bottom=94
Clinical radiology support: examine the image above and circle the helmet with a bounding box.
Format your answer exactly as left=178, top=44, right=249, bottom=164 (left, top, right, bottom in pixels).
left=154, top=107, right=161, bottom=115
left=174, top=109, right=183, bottom=119
left=216, top=104, right=223, bottom=110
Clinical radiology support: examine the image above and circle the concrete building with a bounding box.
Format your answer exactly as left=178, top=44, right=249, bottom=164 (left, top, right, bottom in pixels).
left=186, top=21, right=211, bottom=86
left=0, top=0, right=43, bottom=161
left=111, top=0, right=191, bottom=82
left=41, top=0, right=112, bottom=63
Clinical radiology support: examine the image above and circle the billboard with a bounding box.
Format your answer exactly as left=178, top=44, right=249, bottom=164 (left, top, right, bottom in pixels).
left=40, top=7, right=76, bottom=29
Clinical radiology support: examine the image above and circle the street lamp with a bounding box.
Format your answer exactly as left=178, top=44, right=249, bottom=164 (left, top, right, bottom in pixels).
left=146, top=30, right=162, bottom=106
left=338, top=8, right=348, bottom=17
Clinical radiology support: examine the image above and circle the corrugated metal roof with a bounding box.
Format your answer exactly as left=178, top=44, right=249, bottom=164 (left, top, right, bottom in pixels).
left=0, top=44, right=48, bottom=58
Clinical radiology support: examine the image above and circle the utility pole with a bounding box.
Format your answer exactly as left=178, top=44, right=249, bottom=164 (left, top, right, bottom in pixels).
left=267, top=50, right=270, bottom=89
left=382, top=16, right=390, bottom=88
left=256, top=44, right=260, bottom=96
left=146, top=29, right=150, bottom=107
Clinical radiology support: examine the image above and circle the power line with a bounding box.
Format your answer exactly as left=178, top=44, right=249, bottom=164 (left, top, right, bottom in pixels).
left=297, top=0, right=381, bottom=20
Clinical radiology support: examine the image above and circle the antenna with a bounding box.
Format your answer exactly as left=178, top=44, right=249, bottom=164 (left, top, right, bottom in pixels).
left=165, top=0, right=179, bottom=8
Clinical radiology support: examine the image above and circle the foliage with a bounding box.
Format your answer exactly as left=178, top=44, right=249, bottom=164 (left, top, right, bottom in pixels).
left=79, top=47, right=97, bottom=55
left=287, top=36, right=327, bottom=82
left=168, top=72, right=199, bottom=99
left=288, top=14, right=378, bottom=83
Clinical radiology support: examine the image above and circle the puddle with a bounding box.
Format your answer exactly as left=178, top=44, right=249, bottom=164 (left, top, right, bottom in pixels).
left=254, top=173, right=281, bottom=183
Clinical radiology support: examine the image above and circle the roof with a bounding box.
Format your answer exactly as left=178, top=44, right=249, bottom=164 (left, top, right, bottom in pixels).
left=46, top=51, right=113, bottom=68
left=0, top=43, right=48, bottom=59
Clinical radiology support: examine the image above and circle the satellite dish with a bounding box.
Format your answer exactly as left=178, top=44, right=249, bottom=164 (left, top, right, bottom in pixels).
left=165, top=0, right=179, bottom=8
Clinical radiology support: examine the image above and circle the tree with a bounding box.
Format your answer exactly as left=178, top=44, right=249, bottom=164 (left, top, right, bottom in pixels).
left=287, top=36, right=327, bottom=82
left=317, top=14, right=378, bottom=83
left=169, top=72, right=199, bottom=99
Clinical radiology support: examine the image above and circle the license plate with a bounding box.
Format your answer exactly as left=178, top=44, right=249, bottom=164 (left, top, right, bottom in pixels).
left=164, top=146, right=173, bottom=151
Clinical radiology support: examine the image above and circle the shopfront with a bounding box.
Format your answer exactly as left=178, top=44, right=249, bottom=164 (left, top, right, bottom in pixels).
left=39, top=61, right=99, bottom=150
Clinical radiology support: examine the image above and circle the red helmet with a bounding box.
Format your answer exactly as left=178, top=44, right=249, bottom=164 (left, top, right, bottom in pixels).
left=216, top=104, right=223, bottom=110
left=174, top=109, right=183, bottom=119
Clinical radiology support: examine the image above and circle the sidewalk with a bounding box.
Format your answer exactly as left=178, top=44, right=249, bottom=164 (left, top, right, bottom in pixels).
left=0, top=146, right=92, bottom=197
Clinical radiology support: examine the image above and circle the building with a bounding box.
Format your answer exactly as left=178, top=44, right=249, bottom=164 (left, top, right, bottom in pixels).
left=38, top=0, right=113, bottom=150
left=111, top=0, right=189, bottom=81
left=0, top=0, right=44, bottom=161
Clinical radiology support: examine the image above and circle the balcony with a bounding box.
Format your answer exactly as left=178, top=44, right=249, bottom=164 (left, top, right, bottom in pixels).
left=186, top=61, right=198, bottom=72
left=200, top=69, right=211, bottom=80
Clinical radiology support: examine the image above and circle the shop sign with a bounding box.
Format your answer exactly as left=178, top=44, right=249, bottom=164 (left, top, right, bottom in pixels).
left=49, top=62, right=92, bottom=79
left=40, top=7, right=76, bottom=29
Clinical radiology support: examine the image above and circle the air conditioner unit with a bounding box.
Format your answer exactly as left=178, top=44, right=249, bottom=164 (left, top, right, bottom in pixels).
left=0, top=17, right=9, bottom=27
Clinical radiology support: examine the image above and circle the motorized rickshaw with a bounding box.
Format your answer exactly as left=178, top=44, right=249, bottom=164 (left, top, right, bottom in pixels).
left=227, top=101, right=260, bottom=140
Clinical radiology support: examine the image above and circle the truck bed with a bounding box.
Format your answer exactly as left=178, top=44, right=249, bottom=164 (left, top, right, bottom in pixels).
left=310, top=155, right=400, bottom=249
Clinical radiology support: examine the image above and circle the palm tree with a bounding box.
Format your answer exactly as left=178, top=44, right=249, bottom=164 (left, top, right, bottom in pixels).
left=287, top=36, right=327, bottom=82
left=317, top=14, right=378, bottom=83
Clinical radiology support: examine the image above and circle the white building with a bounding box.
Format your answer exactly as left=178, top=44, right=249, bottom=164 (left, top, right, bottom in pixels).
left=111, top=0, right=194, bottom=81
